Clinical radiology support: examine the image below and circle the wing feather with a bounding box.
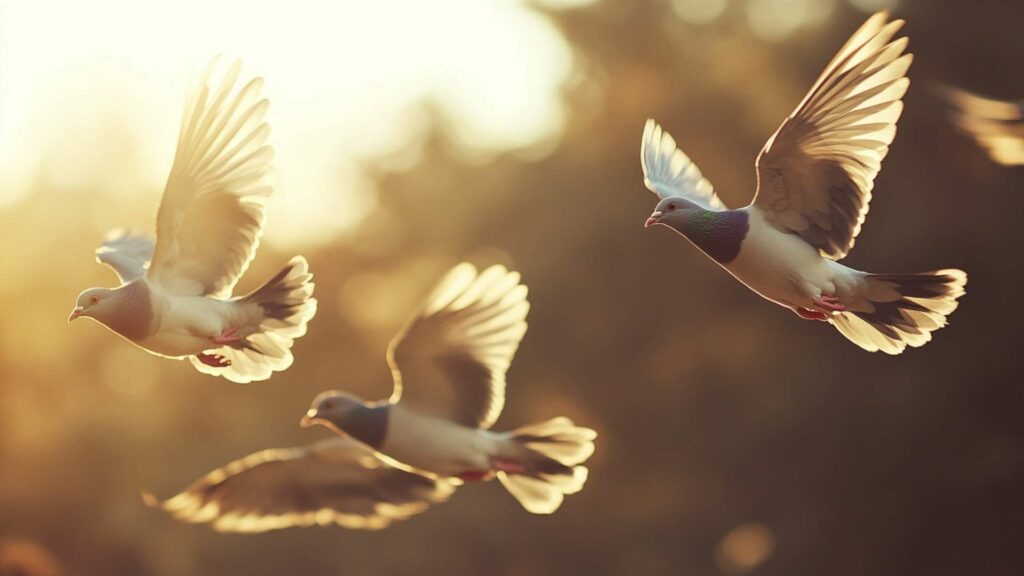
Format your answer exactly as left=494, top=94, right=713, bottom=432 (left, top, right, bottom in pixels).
left=752, top=12, right=911, bottom=260
left=147, top=437, right=454, bottom=532
left=387, top=264, right=530, bottom=429
left=941, top=87, right=1024, bottom=166
left=148, top=57, right=274, bottom=297
left=94, top=229, right=155, bottom=284
left=641, top=119, right=725, bottom=210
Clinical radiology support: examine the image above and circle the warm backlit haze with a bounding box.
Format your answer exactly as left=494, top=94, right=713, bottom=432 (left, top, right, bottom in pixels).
left=2, top=0, right=1024, bottom=575
left=0, top=0, right=573, bottom=244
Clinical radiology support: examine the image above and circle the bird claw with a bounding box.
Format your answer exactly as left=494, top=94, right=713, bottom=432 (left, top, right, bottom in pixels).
left=813, top=294, right=847, bottom=313
left=795, top=307, right=829, bottom=321
left=489, top=458, right=529, bottom=474
left=197, top=352, right=231, bottom=368
left=210, top=327, right=243, bottom=345
left=455, top=470, right=494, bottom=482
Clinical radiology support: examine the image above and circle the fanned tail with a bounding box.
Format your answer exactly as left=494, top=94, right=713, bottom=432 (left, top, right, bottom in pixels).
left=497, top=417, right=596, bottom=514
left=832, top=269, right=967, bottom=354
left=190, top=256, right=317, bottom=382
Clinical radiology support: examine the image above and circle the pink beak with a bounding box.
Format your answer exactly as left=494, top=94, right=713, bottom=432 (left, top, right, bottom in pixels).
left=300, top=409, right=317, bottom=428
left=644, top=211, right=663, bottom=228
left=68, top=307, right=83, bottom=322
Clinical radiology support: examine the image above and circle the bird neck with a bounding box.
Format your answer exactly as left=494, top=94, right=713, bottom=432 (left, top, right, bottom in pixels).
left=336, top=404, right=389, bottom=450
left=99, top=281, right=155, bottom=341
left=673, top=209, right=749, bottom=264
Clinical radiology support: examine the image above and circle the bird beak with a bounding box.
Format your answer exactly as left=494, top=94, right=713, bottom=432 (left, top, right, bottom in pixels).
left=68, top=307, right=84, bottom=322
left=300, top=409, right=318, bottom=428
left=644, top=211, right=663, bottom=228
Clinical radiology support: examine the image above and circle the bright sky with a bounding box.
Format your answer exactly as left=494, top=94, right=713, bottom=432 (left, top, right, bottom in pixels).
left=0, top=0, right=574, bottom=245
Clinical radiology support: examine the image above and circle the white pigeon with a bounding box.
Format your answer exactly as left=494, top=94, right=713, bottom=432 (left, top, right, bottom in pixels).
left=69, top=59, right=317, bottom=383
left=149, top=264, right=597, bottom=531
left=940, top=87, right=1024, bottom=166
left=641, top=12, right=967, bottom=354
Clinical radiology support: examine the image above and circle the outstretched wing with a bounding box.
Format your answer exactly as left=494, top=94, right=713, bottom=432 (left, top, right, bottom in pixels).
left=95, top=229, right=155, bottom=284
left=148, top=57, right=274, bottom=297
left=641, top=119, right=725, bottom=210
left=147, top=437, right=455, bottom=532
left=752, top=12, right=911, bottom=260
left=387, top=264, right=530, bottom=430
left=941, top=87, right=1024, bottom=166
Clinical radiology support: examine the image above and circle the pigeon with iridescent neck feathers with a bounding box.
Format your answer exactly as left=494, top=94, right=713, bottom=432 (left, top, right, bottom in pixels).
left=68, top=58, right=317, bottom=382
left=641, top=12, right=966, bottom=354
left=302, top=263, right=597, bottom=515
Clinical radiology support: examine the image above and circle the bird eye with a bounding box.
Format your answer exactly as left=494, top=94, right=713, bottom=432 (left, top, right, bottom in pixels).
left=667, top=203, right=676, bottom=211
left=322, top=400, right=334, bottom=411
left=89, top=295, right=100, bottom=305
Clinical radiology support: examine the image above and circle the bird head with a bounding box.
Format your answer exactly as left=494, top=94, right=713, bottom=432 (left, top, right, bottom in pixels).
left=301, top=390, right=364, bottom=431
left=69, top=288, right=118, bottom=323
left=645, top=196, right=701, bottom=229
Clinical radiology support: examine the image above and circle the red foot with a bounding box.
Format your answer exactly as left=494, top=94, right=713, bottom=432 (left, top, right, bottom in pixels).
left=795, top=307, right=829, bottom=321
left=813, top=294, right=847, bottom=313
left=489, top=458, right=529, bottom=474
left=210, top=327, right=243, bottom=345
left=197, top=352, right=231, bottom=368
left=455, top=470, right=494, bottom=482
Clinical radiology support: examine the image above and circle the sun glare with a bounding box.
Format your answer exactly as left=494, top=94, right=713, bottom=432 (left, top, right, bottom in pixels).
left=0, top=0, right=572, bottom=245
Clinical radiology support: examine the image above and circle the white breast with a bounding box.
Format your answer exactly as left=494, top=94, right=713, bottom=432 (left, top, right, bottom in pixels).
left=136, top=287, right=233, bottom=358
left=381, top=405, right=497, bottom=477
left=719, top=207, right=839, bottom=309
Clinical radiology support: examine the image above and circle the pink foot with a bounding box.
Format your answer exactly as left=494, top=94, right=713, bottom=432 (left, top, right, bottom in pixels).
left=210, top=327, right=243, bottom=345
left=455, top=470, right=494, bottom=482
left=812, top=294, right=847, bottom=313
left=489, top=458, right=529, bottom=475
left=795, top=307, right=829, bottom=321
left=197, top=352, right=231, bottom=368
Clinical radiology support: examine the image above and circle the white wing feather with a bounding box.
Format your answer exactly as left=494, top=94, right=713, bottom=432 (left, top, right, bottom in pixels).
left=94, top=229, right=155, bottom=284
left=387, top=264, right=530, bottom=430
left=148, top=57, right=274, bottom=297
left=641, top=119, right=725, bottom=210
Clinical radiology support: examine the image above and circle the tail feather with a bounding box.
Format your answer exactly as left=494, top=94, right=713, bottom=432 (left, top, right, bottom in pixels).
left=190, top=256, right=317, bottom=383
left=833, top=269, right=966, bottom=355
left=497, top=417, right=596, bottom=514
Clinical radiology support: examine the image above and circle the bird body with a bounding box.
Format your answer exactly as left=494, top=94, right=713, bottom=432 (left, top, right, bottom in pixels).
left=684, top=206, right=848, bottom=311
left=299, top=263, right=597, bottom=512
left=130, top=279, right=256, bottom=358
left=150, top=264, right=597, bottom=532
left=69, top=59, right=317, bottom=382
left=642, top=12, right=967, bottom=353
left=376, top=403, right=499, bottom=477
left=325, top=401, right=565, bottom=482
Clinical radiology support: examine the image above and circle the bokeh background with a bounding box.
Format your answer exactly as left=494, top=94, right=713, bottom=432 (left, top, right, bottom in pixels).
left=1, top=0, right=1023, bottom=574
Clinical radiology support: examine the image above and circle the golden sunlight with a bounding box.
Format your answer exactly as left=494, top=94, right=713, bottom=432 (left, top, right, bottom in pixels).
left=0, top=0, right=572, bottom=245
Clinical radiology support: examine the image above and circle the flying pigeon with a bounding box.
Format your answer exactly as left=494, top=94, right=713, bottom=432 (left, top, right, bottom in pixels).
left=68, top=58, right=317, bottom=383
left=641, top=12, right=966, bottom=354
left=940, top=87, right=1024, bottom=165
left=148, top=264, right=597, bottom=531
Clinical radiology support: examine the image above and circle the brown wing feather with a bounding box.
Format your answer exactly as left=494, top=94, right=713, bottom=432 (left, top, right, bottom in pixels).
left=387, top=264, right=530, bottom=429
left=148, top=437, right=454, bottom=532
left=752, top=12, right=911, bottom=260
left=942, top=87, right=1024, bottom=166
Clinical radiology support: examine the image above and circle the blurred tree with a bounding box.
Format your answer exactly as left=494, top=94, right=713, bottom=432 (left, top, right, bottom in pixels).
left=1, top=1, right=1023, bottom=575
